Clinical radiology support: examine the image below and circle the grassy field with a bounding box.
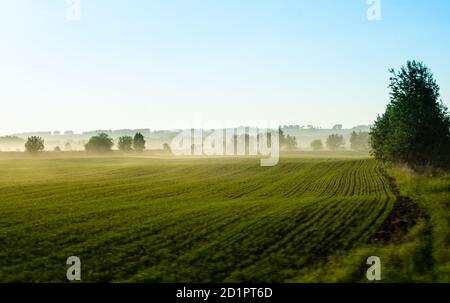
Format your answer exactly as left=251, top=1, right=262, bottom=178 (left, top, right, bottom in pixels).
left=0, top=153, right=448, bottom=282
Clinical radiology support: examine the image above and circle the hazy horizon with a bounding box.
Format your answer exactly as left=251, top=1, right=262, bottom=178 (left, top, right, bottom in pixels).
left=1, top=123, right=371, bottom=137
left=1, top=0, right=450, bottom=135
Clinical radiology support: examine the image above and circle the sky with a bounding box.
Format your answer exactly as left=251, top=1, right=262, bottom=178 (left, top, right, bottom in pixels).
left=1, top=0, right=450, bottom=135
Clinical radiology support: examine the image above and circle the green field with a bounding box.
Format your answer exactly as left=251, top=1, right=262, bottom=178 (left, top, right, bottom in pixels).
left=0, top=154, right=448, bottom=282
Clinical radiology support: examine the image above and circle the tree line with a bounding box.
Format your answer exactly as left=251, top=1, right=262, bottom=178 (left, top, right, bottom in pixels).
left=24, top=133, right=147, bottom=153
left=24, top=130, right=371, bottom=153
left=309, top=131, right=369, bottom=151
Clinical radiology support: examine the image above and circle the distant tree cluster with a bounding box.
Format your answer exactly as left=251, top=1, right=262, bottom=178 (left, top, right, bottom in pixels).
left=118, top=136, right=133, bottom=152
left=84, top=132, right=147, bottom=153
left=133, top=133, right=146, bottom=152
left=370, top=61, right=450, bottom=170
left=281, top=125, right=302, bottom=129
left=163, top=143, right=171, bottom=153
left=279, top=127, right=298, bottom=151
left=350, top=131, right=369, bottom=151
left=326, top=134, right=344, bottom=151
left=85, top=133, right=114, bottom=153
left=311, top=133, right=367, bottom=152
left=307, top=125, right=321, bottom=130
left=25, top=136, right=45, bottom=153
left=0, top=136, right=24, bottom=144
left=310, top=139, right=323, bottom=151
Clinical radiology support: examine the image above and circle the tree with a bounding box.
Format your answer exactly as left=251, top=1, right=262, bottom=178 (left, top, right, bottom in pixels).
left=163, top=143, right=171, bottom=153
left=326, top=134, right=344, bottom=151
left=332, top=124, right=343, bottom=130
left=284, top=135, right=297, bottom=151
left=64, top=141, right=72, bottom=151
left=85, top=133, right=114, bottom=153
left=118, top=136, right=133, bottom=152
left=133, top=133, right=146, bottom=152
left=54, top=146, right=61, bottom=152
left=279, top=127, right=297, bottom=150
left=25, top=136, right=45, bottom=153
left=310, top=139, right=323, bottom=151
left=279, top=127, right=286, bottom=144
left=350, top=131, right=370, bottom=151
left=370, top=61, right=450, bottom=170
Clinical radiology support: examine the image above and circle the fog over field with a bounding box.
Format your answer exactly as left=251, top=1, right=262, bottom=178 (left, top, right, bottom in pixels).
left=0, top=125, right=370, bottom=152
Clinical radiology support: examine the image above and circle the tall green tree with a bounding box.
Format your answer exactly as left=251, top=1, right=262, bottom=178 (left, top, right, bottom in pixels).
left=133, top=133, right=146, bottom=152
left=118, top=136, right=133, bottom=152
left=370, top=61, right=450, bottom=169
left=85, top=133, right=114, bottom=153
left=326, top=134, right=344, bottom=151
left=25, top=136, right=45, bottom=153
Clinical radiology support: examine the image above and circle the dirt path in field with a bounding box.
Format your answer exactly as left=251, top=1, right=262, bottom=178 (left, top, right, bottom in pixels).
left=370, top=168, right=428, bottom=244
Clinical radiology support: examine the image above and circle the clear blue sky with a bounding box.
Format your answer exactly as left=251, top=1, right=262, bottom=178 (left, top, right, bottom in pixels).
left=1, top=0, right=450, bottom=134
